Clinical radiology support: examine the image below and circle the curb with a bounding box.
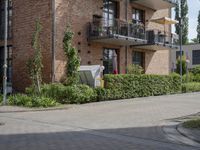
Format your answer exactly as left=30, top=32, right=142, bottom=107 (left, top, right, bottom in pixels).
left=0, top=105, right=74, bottom=113
left=177, top=124, right=200, bottom=144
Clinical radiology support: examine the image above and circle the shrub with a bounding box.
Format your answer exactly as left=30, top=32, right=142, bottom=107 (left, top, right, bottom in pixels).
left=127, top=64, right=144, bottom=75
left=63, top=84, right=97, bottom=104
left=182, top=82, right=200, bottom=93
left=27, top=19, right=43, bottom=94
left=182, top=73, right=194, bottom=83
left=176, top=55, right=187, bottom=75
left=0, top=94, right=2, bottom=104
left=27, top=84, right=97, bottom=104
left=63, top=27, right=80, bottom=86
left=193, top=74, right=200, bottom=82
left=8, top=94, right=58, bottom=108
left=190, top=66, right=200, bottom=75
left=101, top=74, right=181, bottom=100
left=95, top=88, right=112, bottom=101
left=8, top=94, right=34, bottom=107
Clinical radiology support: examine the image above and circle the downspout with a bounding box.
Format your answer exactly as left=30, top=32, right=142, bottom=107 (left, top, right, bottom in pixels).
left=51, top=0, right=56, bottom=82
left=125, top=0, right=129, bottom=73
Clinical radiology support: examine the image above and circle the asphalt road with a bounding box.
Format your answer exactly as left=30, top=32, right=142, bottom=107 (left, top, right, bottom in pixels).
left=0, top=93, right=200, bottom=150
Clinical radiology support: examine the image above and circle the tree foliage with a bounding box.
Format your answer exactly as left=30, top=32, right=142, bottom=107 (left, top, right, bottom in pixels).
left=63, top=27, right=80, bottom=86
left=27, top=19, right=43, bottom=94
left=127, top=64, right=144, bottom=75
left=176, top=55, right=187, bottom=75
left=197, top=10, right=200, bottom=43
left=175, top=0, right=189, bottom=44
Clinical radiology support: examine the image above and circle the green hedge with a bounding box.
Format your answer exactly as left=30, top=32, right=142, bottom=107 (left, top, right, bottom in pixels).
left=99, top=74, right=181, bottom=100
left=193, top=74, right=200, bottom=82
left=0, top=94, right=2, bottom=104
left=182, top=82, right=200, bottom=93
left=8, top=94, right=59, bottom=108
left=27, top=84, right=97, bottom=104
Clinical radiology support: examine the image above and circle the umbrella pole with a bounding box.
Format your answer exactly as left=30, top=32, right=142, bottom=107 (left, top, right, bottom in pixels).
left=164, top=24, right=166, bottom=44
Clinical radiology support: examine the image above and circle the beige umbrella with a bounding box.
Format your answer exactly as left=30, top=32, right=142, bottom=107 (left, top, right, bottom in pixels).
left=150, top=17, right=179, bottom=43
left=150, top=17, right=179, bottom=25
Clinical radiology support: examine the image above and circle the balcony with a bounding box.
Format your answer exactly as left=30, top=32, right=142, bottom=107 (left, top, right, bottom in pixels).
left=88, top=17, right=178, bottom=50
left=134, top=29, right=179, bottom=51
left=130, top=0, right=177, bottom=10
left=88, top=18, right=147, bottom=46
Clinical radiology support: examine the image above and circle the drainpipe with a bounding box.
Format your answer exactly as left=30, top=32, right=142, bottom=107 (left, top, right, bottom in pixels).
left=125, top=0, right=129, bottom=73
left=51, top=0, right=56, bottom=82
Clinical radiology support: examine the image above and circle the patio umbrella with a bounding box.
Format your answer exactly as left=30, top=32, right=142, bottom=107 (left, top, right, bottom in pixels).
left=112, top=51, right=118, bottom=74
left=150, top=17, right=179, bottom=42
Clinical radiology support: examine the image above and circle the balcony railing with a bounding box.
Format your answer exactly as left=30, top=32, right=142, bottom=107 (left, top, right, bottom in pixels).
left=88, top=18, right=178, bottom=49
left=146, top=30, right=178, bottom=47
left=88, top=18, right=146, bottom=41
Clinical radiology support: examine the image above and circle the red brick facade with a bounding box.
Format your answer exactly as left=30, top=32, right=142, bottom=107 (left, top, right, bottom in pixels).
left=0, top=0, right=176, bottom=91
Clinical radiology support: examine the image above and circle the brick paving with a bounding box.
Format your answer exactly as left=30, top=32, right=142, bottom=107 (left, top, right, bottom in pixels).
left=0, top=93, right=200, bottom=150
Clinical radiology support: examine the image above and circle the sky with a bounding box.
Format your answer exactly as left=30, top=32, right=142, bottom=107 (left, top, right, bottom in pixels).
left=172, top=0, right=200, bottom=41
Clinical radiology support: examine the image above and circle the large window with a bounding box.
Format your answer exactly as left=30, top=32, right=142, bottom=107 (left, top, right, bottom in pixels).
left=132, top=51, right=145, bottom=68
left=103, top=48, right=119, bottom=74
left=192, top=50, right=200, bottom=65
left=0, top=46, right=12, bottom=91
left=0, top=0, right=12, bottom=39
left=103, top=0, right=118, bottom=27
left=132, top=8, right=144, bottom=24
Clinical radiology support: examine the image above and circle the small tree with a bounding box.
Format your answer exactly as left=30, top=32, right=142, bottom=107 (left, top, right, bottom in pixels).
left=27, top=19, right=43, bottom=94
left=176, top=55, right=187, bottom=75
left=63, top=27, right=80, bottom=85
left=127, top=64, right=144, bottom=75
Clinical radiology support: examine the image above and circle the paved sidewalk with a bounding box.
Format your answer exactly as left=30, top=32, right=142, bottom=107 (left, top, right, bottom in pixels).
left=0, top=93, right=200, bottom=150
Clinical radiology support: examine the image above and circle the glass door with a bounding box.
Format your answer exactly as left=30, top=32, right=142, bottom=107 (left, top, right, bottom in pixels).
left=103, top=0, right=118, bottom=34
left=103, top=48, right=119, bottom=74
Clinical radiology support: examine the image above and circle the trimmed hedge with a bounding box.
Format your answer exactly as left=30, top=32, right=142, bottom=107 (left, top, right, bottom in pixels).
left=98, top=74, right=182, bottom=100
left=182, top=82, right=200, bottom=93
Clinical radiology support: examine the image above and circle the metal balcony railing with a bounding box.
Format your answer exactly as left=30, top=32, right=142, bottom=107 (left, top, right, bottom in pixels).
left=146, top=29, right=178, bottom=46
left=88, top=18, right=146, bottom=40
left=88, top=18, right=178, bottom=48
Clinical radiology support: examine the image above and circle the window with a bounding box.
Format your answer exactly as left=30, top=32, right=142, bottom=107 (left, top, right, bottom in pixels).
left=192, top=50, right=200, bottom=65
left=132, top=51, right=144, bottom=68
left=103, top=48, right=119, bottom=74
left=132, top=8, right=144, bottom=24
left=103, top=0, right=118, bottom=27
left=0, top=46, right=12, bottom=91
left=176, top=51, right=184, bottom=59
left=0, top=0, right=12, bottom=39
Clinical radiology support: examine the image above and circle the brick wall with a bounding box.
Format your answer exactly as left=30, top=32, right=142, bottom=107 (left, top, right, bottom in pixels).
left=10, top=0, right=172, bottom=91
left=54, top=0, right=171, bottom=81
left=12, top=0, right=52, bottom=92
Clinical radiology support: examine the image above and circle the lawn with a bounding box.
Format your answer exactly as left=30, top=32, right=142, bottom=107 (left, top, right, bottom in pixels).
left=183, top=119, right=200, bottom=129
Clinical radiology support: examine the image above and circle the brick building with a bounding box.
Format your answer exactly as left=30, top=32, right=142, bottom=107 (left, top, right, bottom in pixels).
left=0, top=0, right=178, bottom=92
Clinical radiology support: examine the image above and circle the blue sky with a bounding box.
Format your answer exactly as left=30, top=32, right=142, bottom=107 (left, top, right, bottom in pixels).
left=172, top=0, right=200, bottom=41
